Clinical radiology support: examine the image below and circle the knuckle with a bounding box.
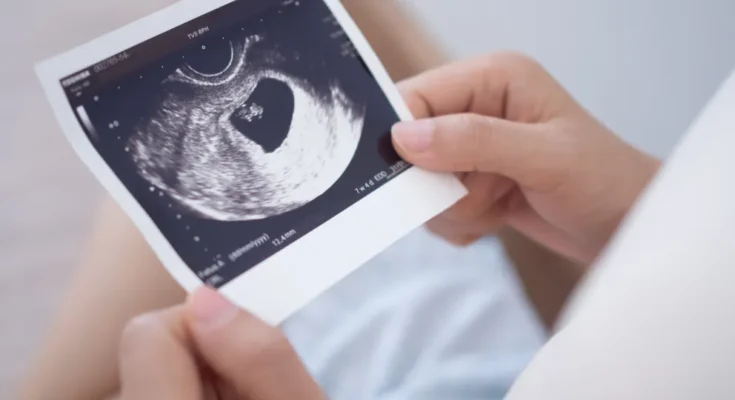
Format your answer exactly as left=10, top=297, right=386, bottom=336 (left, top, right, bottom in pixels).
left=505, top=51, right=543, bottom=69
left=481, top=52, right=549, bottom=88
left=442, top=114, right=494, bottom=171
left=479, top=207, right=507, bottom=232
left=490, top=51, right=544, bottom=73
left=444, top=192, right=488, bottom=222
left=242, top=328, right=294, bottom=367
left=453, top=234, right=481, bottom=247
left=454, top=113, right=482, bottom=131
left=397, top=86, right=427, bottom=117
left=443, top=203, right=475, bottom=222
left=425, top=217, right=451, bottom=237
left=428, top=229, right=458, bottom=246
left=456, top=114, right=491, bottom=143
left=468, top=117, right=495, bottom=158
left=426, top=215, right=472, bottom=242
left=119, top=313, right=160, bottom=354
left=434, top=114, right=485, bottom=169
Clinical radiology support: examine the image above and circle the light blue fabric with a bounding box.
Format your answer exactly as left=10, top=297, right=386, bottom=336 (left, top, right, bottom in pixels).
left=282, top=228, right=547, bottom=399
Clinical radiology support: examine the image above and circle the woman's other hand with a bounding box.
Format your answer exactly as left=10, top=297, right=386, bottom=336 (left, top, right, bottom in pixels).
left=117, top=287, right=325, bottom=400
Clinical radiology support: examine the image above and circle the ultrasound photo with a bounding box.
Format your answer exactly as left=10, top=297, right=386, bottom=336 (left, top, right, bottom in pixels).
left=57, top=0, right=411, bottom=287
left=130, top=33, right=365, bottom=222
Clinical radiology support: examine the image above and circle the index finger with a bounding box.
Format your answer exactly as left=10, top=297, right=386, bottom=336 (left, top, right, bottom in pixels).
left=400, top=54, right=508, bottom=119
left=399, top=52, right=572, bottom=122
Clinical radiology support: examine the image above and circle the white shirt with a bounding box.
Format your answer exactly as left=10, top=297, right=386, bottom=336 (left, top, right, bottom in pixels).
left=508, top=68, right=735, bottom=399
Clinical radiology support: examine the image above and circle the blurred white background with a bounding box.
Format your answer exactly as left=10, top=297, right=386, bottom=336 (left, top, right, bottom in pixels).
left=2, top=0, right=735, bottom=396
left=406, top=0, right=735, bottom=158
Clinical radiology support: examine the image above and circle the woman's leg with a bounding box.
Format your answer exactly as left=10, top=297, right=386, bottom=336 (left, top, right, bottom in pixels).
left=18, top=199, right=185, bottom=400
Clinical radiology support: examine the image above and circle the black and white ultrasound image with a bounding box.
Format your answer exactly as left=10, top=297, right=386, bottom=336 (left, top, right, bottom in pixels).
left=131, top=32, right=366, bottom=221
left=66, top=0, right=408, bottom=287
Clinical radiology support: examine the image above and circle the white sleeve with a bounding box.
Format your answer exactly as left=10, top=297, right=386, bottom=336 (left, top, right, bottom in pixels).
left=506, top=67, right=735, bottom=400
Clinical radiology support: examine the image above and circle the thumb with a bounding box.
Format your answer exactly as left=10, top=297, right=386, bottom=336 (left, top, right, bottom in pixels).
left=392, top=114, right=551, bottom=187
left=185, top=287, right=325, bottom=400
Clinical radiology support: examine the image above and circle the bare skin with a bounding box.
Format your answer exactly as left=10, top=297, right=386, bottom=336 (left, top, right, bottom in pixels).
left=17, top=2, right=449, bottom=399
left=18, top=198, right=186, bottom=400
left=116, top=287, right=326, bottom=400
left=18, top=7, right=659, bottom=400
left=116, top=55, right=662, bottom=399
left=393, top=53, right=660, bottom=263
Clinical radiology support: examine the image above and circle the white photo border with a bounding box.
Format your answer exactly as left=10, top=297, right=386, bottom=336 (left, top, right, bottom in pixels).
left=36, top=0, right=467, bottom=325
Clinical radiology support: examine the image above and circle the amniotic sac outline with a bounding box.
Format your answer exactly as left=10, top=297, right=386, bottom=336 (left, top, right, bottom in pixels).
left=60, top=0, right=409, bottom=287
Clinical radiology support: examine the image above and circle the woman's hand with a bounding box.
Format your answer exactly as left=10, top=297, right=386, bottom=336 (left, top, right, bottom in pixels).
left=392, top=53, right=660, bottom=263
left=117, top=287, right=325, bottom=400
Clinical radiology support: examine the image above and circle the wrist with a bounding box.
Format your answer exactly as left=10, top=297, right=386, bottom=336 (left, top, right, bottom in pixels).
left=595, top=152, right=661, bottom=258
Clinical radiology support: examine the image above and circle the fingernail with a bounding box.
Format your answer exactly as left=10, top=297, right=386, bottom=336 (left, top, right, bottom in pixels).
left=190, top=286, right=238, bottom=330
left=392, top=120, right=435, bottom=152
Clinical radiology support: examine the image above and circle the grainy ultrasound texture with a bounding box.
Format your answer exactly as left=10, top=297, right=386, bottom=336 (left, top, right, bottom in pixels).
left=129, top=35, right=366, bottom=221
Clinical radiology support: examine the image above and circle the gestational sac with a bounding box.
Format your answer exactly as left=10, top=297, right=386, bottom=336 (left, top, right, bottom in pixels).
left=128, top=35, right=365, bottom=221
